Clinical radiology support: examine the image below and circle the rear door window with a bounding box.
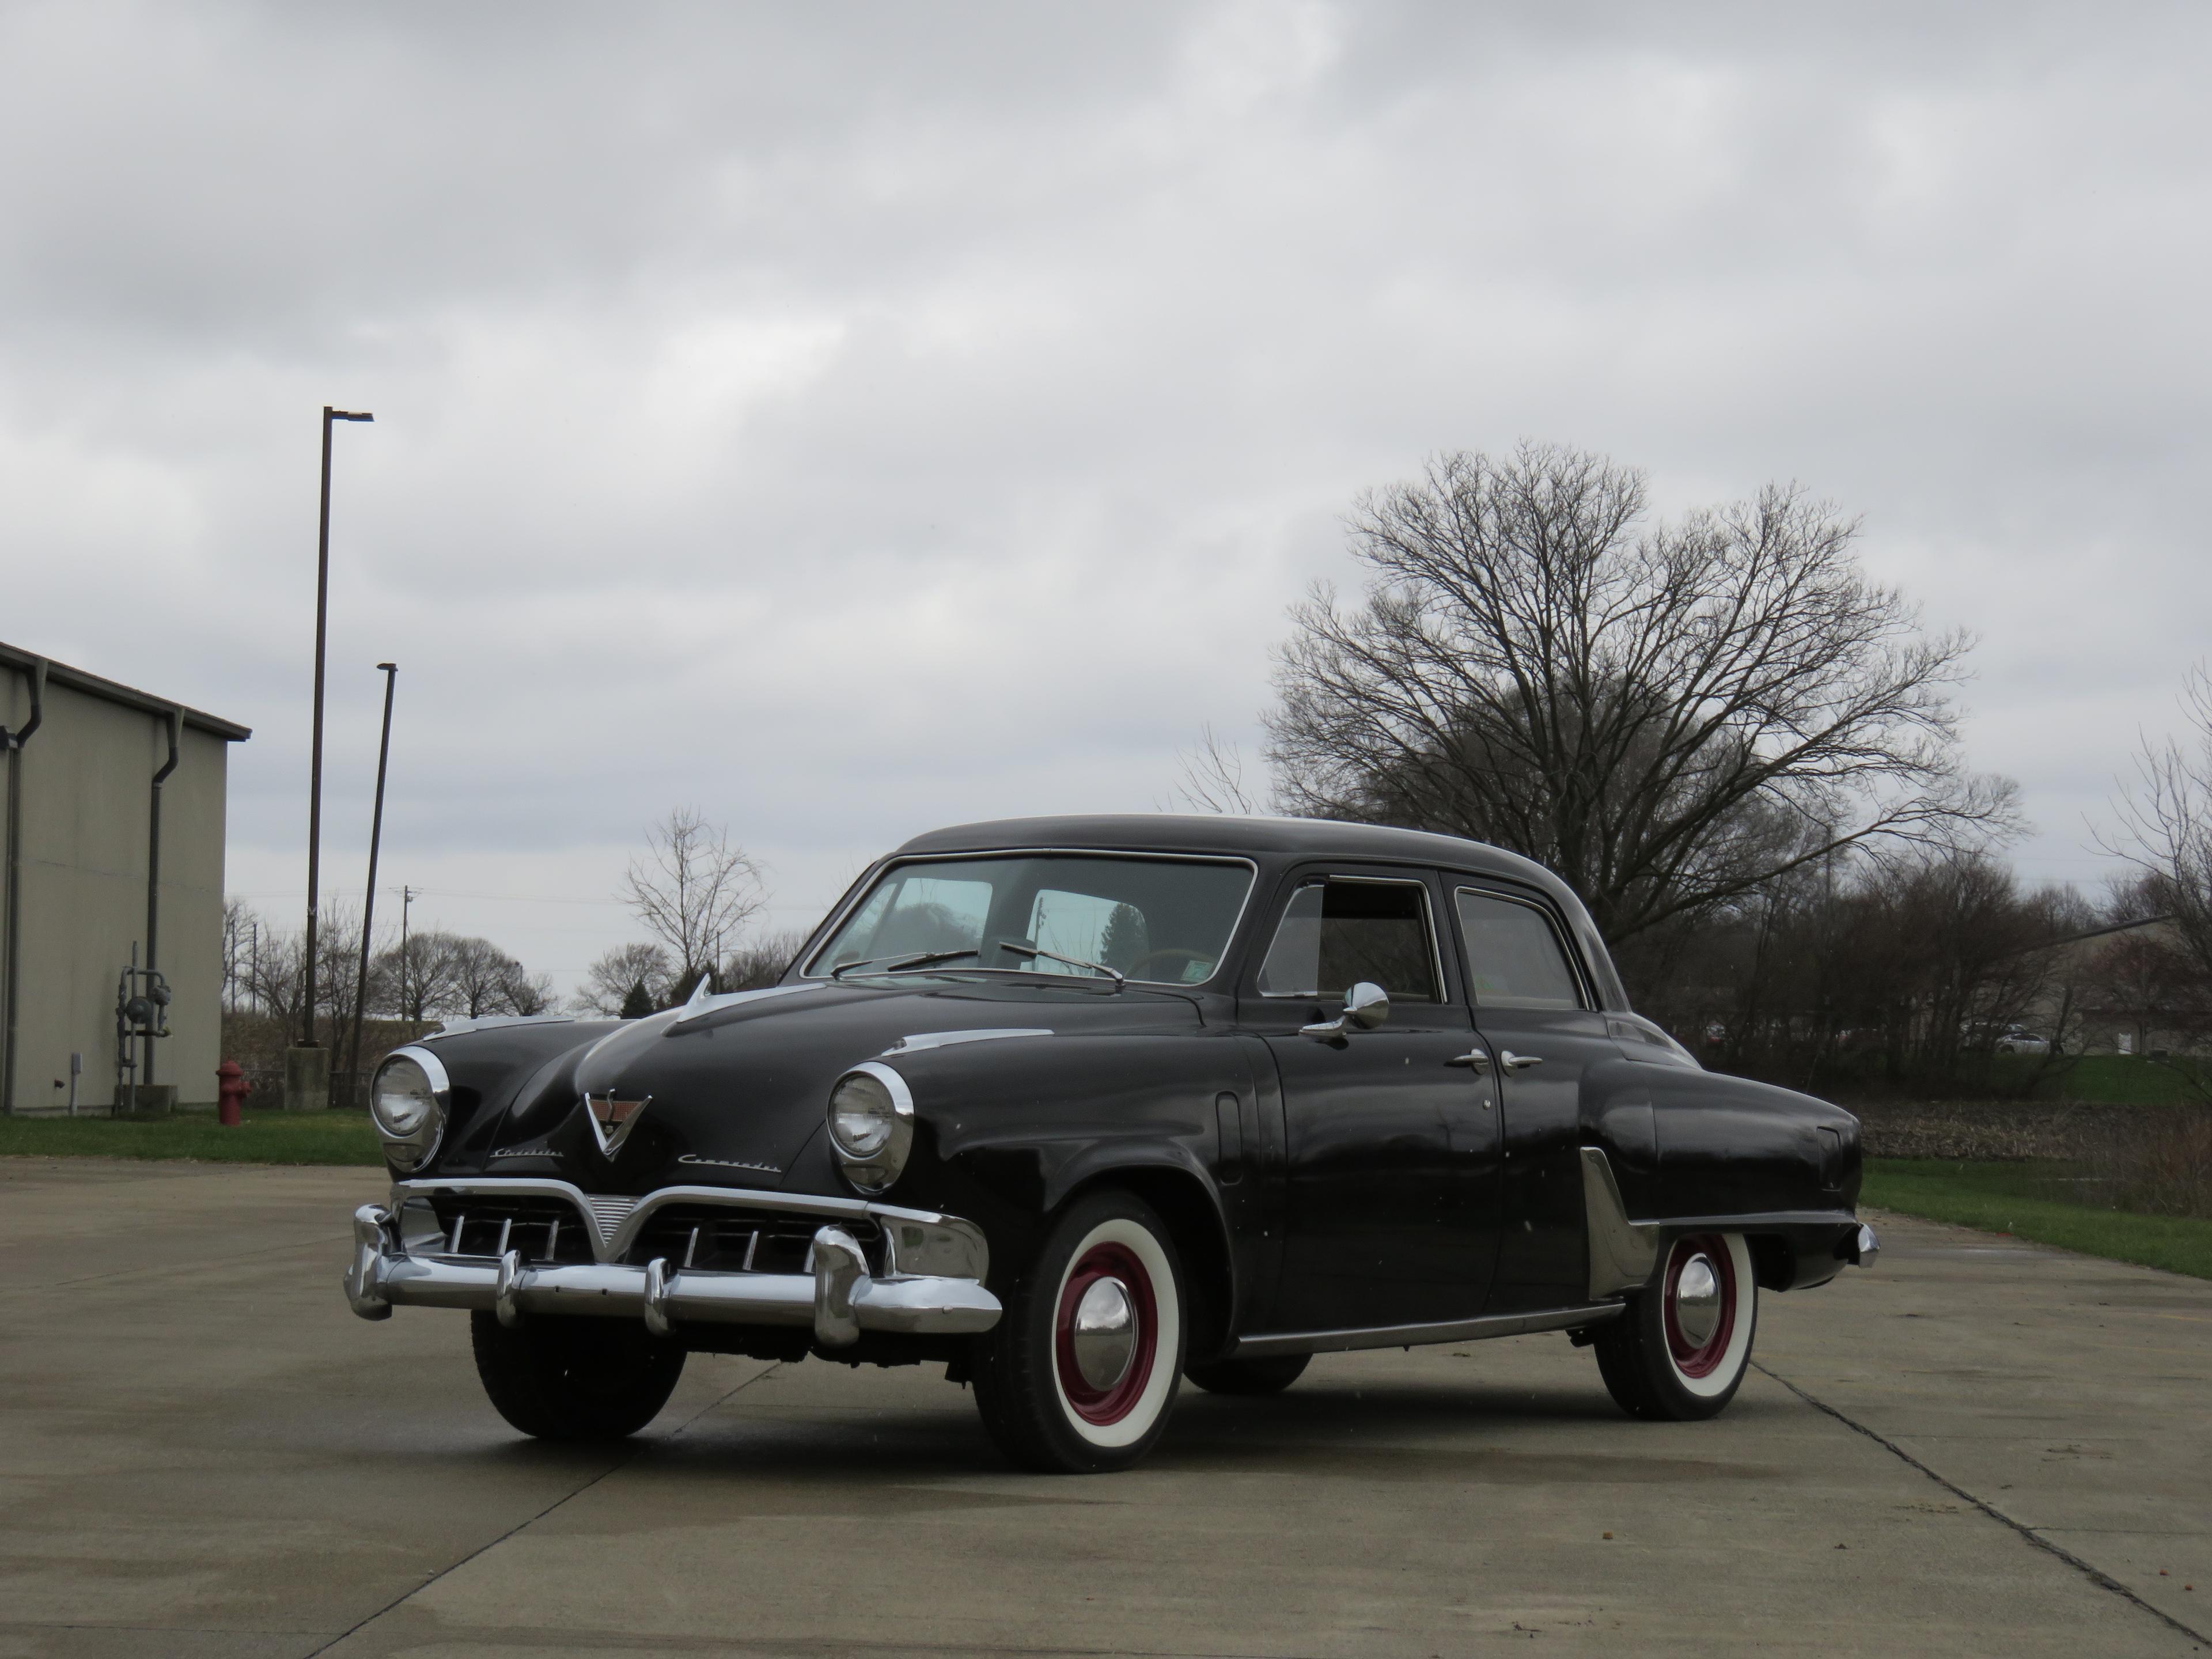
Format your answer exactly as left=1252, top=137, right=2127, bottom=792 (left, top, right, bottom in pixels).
left=1454, top=889, right=1585, bottom=1010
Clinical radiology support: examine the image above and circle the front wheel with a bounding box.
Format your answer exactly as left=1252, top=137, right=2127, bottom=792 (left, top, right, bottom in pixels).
left=971, top=1191, right=1186, bottom=1473
left=1593, top=1232, right=1757, bottom=1421
left=470, top=1312, right=685, bottom=1441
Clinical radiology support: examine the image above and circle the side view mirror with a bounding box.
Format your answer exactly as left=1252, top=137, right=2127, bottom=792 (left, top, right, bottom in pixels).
left=1301, top=981, right=1390, bottom=1040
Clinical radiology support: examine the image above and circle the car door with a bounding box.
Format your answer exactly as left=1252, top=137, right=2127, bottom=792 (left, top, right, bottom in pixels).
left=1247, top=868, right=1502, bottom=1335
left=1450, top=881, right=1618, bottom=1315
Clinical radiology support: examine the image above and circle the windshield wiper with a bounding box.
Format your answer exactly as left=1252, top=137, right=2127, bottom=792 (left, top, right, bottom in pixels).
left=993, top=942, right=1126, bottom=988
left=831, top=949, right=979, bottom=981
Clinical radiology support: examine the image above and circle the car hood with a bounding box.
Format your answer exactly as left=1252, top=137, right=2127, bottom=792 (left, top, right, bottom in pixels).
left=469, top=978, right=1203, bottom=1196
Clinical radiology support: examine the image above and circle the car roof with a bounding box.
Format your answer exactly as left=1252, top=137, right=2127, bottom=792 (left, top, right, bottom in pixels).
left=869, top=813, right=1630, bottom=1013
left=896, top=813, right=1569, bottom=893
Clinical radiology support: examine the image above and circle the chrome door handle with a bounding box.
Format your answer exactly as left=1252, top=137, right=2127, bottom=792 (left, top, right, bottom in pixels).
left=1446, top=1049, right=1490, bottom=1069
left=1499, top=1050, right=1544, bottom=1071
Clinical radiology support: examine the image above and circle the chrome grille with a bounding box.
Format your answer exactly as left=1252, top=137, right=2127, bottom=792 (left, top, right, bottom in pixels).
left=624, top=1206, right=885, bottom=1275
left=415, top=1194, right=592, bottom=1266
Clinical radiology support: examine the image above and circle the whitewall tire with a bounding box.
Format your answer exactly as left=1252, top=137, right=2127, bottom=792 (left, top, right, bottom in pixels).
left=1593, top=1231, right=1758, bottom=1421
left=972, top=1191, right=1186, bottom=1473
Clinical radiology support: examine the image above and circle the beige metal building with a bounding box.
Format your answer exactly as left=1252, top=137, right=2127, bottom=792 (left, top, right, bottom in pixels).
left=1, top=642, right=250, bottom=1114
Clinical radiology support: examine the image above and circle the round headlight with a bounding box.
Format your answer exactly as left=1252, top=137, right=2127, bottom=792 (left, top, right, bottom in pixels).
left=829, top=1071, right=895, bottom=1156
left=371, top=1056, right=435, bottom=1137
left=827, top=1063, right=913, bottom=1194
left=369, top=1047, right=449, bottom=1172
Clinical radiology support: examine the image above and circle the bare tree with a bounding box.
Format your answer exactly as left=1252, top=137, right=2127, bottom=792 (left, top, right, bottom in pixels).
left=438, top=936, right=553, bottom=1020
left=232, top=902, right=362, bottom=1040
left=1265, top=444, right=2017, bottom=941
left=1169, top=723, right=1263, bottom=815
left=574, top=942, right=677, bottom=1015
left=374, top=931, right=465, bottom=1022
left=719, top=927, right=809, bottom=992
left=620, top=808, right=766, bottom=987
left=2103, top=662, right=2212, bottom=988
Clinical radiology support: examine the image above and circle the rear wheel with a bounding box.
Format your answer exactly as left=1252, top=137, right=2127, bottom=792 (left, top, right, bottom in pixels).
left=1593, top=1232, right=1756, bottom=1422
left=470, top=1312, right=685, bottom=1441
left=971, top=1191, right=1185, bottom=1473
left=1184, top=1354, right=1309, bottom=1396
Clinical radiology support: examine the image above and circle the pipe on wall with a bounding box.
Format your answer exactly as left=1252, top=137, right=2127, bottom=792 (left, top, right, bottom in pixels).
left=144, top=707, right=181, bottom=1090
left=2, top=657, right=49, bottom=1116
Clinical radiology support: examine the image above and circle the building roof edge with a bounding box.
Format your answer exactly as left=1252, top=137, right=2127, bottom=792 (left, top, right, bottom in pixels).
left=0, top=640, right=253, bottom=741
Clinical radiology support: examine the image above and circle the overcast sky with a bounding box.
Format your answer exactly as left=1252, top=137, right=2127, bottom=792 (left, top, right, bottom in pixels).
left=5, top=2, right=2208, bottom=997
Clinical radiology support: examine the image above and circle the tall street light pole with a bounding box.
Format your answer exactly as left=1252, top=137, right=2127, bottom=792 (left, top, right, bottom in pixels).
left=301, top=406, right=373, bottom=1054
left=346, top=662, right=399, bottom=1097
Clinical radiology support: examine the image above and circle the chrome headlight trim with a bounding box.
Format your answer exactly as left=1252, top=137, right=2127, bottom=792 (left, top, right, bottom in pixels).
left=370, top=1045, right=450, bottom=1173
left=828, top=1060, right=914, bottom=1195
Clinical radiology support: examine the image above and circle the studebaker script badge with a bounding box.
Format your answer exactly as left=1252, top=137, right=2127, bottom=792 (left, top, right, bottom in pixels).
left=582, top=1091, right=652, bottom=1158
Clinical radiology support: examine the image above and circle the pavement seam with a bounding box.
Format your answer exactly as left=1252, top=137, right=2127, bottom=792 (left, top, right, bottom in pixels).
left=1753, top=1360, right=2210, bottom=1650
left=300, top=1361, right=780, bottom=1659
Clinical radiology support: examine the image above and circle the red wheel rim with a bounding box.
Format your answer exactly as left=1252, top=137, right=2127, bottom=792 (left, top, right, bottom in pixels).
left=1662, top=1234, right=1737, bottom=1378
left=1054, top=1241, right=1158, bottom=1426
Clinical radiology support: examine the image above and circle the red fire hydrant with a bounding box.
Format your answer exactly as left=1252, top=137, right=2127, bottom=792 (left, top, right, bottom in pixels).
left=215, top=1060, right=249, bottom=1127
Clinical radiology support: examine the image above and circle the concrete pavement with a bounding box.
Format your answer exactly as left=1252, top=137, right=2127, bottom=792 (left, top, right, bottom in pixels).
left=0, top=1157, right=2205, bottom=1658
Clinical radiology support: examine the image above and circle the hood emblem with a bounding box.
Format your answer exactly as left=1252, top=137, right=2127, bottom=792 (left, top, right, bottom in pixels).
left=582, top=1091, right=652, bottom=1158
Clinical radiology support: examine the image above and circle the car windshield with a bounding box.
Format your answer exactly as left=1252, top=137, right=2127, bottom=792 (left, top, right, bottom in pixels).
left=806, top=854, right=1254, bottom=986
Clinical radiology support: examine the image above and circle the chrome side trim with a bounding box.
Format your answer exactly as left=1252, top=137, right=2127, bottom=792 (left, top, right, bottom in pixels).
left=883, top=1028, right=1054, bottom=1054
left=1233, top=1302, right=1623, bottom=1358
left=1582, top=1146, right=1661, bottom=1298
left=426, top=1013, right=579, bottom=1040
left=666, top=982, right=823, bottom=1035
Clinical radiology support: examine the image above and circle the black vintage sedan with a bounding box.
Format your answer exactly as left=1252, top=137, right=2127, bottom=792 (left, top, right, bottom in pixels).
left=346, top=815, right=1876, bottom=1473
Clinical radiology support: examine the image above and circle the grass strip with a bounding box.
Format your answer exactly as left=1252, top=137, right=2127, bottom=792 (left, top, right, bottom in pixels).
left=1863, top=1157, right=2212, bottom=1281
left=0, top=1111, right=383, bottom=1166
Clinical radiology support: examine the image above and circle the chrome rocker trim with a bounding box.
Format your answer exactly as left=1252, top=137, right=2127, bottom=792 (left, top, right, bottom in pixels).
left=1232, top=1301, right=1625, bottom=1359
left=343, top=1179, right=1002, bottom=1348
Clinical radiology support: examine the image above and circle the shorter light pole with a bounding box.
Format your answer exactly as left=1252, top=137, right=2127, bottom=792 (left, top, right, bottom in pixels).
left=346, top=662, right=399, bottom=1096
left=399, top=884, right=416, bottom=1024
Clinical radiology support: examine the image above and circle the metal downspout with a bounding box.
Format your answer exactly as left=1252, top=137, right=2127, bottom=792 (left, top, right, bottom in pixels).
left=2, top=658, right=48, bottom=1116
left=144, top=708, right=181, bottom=1089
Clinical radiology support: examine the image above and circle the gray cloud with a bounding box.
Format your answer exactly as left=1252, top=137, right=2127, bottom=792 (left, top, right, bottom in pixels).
left=5, top=1, right=2208, bottom=986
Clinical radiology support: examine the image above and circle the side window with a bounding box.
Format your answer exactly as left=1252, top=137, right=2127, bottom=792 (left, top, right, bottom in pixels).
left=1257, top=878, right=1441, bottom=1001
left=1455, top=889, right=1584, bottom=1010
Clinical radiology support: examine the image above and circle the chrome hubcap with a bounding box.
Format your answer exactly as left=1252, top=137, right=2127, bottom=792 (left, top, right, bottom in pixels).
left=1071, top=1276, right=1137, bottom=1389
left=1674, top=1253, right=1722, bottom=1347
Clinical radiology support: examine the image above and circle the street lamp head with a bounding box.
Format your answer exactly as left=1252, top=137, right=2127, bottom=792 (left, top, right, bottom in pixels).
left=376, top=662, right=396, bottom=672
left=331, top=410, right=374, bottom=423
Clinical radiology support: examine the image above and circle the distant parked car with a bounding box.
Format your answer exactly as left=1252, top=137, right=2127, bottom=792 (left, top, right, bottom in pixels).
left=344, top=815, right=1878, bottom=1472
left=1993, top=1027, right=2050, bottom=1056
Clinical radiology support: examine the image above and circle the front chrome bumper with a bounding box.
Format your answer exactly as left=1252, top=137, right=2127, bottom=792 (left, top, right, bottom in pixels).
left=343, top=1177, right=1002, bottom=1347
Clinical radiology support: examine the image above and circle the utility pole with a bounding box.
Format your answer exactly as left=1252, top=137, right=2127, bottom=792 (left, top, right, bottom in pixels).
left=346, top=663, right=399, bottom=1094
